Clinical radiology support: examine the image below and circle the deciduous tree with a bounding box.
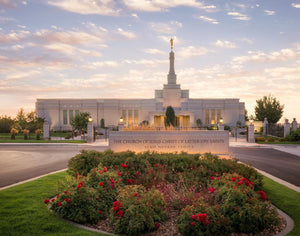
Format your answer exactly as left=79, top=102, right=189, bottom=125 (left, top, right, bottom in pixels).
left=254, top=95, right=284, bottom=124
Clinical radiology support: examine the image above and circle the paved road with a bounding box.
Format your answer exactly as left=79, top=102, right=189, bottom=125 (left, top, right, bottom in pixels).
left=230, top=147, right=300, bottom=187
left=1, top=145, right=300, bottom=189
left=0, top=145, right=106, bottom=188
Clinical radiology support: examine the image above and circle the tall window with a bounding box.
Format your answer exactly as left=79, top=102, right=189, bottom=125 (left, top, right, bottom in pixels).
left=122, top=110, right=127, bottom=124
left=63, top=110, right=68, bottom=125
left=205, top=109, right=209, bottom=125
left=134, top=110, right=138, bottom=125
left=128, top=110, right=133, bottom=125
left=75, top=110, right=79, bottom=116
left=69, top=110, right=74, bottom=124
left=217, top=109, right=221, bottom=123
left=211, top=109, right=215, bottom=124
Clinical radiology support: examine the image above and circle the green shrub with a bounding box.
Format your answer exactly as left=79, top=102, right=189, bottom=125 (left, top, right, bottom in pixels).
left=110, top=185, right=167, bottom=235
left=278, top=137, right=286, bottom=142
left=177, top=202, right=231, bottom=236
left=267, top=136, right=275, bottom=142
left=224, top=125, right=231, bottom=131
left=67, top=150, right=102, bottom=176
left=285, top=129, right=300, bottom=141
left=50, top=183, right=107, bottom=223
left=255, top=137, right=265, bottom=142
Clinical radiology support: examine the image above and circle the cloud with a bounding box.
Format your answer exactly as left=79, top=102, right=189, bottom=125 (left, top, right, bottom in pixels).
left=122, top=0, right=216, bottom=12
left=264, top=10, right=275, bottom=15
left=291, top=3, right=300, bottom=8
left=144, top=48, right=165, bottom=55
left=0, top=0, right=19, bottom=8
left=131, top=13, right=139, bottom=18
left=214, top=40, right=237, bottom=49
left=116, top=28, right=136, bottom=39
left=48, top=0, right=120, bottom=16
left=122, top=59, right=167, bottom=66
left=158, top=35, right=182, bottom=45
left=82, top=61, right=119, bottom=70
left=196, top=15, right=219, bottom=24
left=232, top=48, right=298, bottom=65
left=241, top=38, right=254, bottom=44
left=150, top=21, right=182, bottom=34
left=0, top=16, right=16, bottom=22
left=44, top=43, right=102, bottom=57
left=0, top=30, right=30, bottom=43
left=227, top=12, right=251, bottom=21
left=177, top=46, right=209, bottom=59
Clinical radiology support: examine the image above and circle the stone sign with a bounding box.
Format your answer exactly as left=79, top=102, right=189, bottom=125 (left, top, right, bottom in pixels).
left=109, top=130, right=229, bottom=154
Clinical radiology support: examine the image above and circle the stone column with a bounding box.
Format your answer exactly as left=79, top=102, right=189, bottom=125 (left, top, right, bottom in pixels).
left=43, top=120, right=50, bottom=140
left=248, top=124, right=255, bottom=143
left=284, top=119, right=290, bottom=138
left=118, top=123, right=124, bottom=131
left=263, top=118, right=268, bottom=135
left=292, top=118, right=298, bottom=131
left=87, top=120, right=94, bottom=143
left=218, top=124, right=224, bottom=131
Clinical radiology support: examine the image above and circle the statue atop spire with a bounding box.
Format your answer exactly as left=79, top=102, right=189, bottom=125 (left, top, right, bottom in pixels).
left=170, top=38, right=174, bottom=50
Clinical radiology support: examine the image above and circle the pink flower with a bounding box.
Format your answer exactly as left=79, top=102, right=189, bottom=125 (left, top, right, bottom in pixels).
left=190, top=222, right=195, bottom=226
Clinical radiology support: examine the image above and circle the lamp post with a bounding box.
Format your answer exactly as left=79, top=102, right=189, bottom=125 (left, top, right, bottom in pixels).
left=118, top=116, right=124, bottom=131
left=87, top=117, right=94, bottom=143
left=218, top=117, right=224, bottom=131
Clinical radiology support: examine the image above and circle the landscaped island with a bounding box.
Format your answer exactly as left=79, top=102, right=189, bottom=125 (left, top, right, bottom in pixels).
left=44, top=150, right=280, bottom=235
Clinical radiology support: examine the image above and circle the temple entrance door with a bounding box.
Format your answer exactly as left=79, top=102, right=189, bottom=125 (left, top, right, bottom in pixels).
left=175, top=116, right=180, bottom=127
left=182, top=115, right=190, bottom=128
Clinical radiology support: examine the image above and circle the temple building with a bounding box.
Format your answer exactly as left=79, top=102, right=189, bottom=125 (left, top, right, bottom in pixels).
left=36, top=41, right=245, bottom=131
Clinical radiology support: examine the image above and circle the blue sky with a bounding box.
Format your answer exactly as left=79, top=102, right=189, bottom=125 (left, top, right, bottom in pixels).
left=0, top=0, right=300, bottom=122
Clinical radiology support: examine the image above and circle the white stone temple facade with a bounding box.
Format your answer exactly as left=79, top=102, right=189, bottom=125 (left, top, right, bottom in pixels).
left=36, top=45, right=245, bottom=131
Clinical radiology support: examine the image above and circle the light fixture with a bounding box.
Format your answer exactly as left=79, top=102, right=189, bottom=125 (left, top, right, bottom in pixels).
left=249, top=118, right=254, bottom=125
left=220, top=117, right=223, bottom=124
left=119, top=116, right=124, bottom=123
left=88, top=117, right=93, bottom=122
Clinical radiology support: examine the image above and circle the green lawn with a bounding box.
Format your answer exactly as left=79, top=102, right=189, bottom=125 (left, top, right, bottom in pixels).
left=0, top=140, right=86, bottom=143
left=257, top=141, right=300, bottom=145
left=0, top=171, right=299, bottom=235
left=0, top=171, right=104, bottom=236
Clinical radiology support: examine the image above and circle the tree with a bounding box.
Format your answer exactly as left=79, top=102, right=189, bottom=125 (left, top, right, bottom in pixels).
left=15, top=108, right=27, bottom=130
left=244, top=109, right=249, bottom=121
left=0, top=116, right=15, bottom=133
left=254, top=95, right=284, bottom=124
left=100, top=118, right=105, bottom=128
left=196, top=119, right=202, bottom=128
left=70, top=112, right=90, bottom=133
left=165, top=106, right=175, bottom=127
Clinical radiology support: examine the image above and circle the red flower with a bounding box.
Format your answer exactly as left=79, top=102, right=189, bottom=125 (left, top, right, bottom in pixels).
left=191, top=214, right=197, bottom=220
left=56, top=194, right=60, bottom=198
left=75, top=173, right=79, bottom=177
left=103, top=167, right=108, bottom=172
left=258, top=191, right=267, bottom=201
left=117, top=171, right=121, bottom=176
left=51, top=198, right=55, bottom=202
left=237, top=181, right=243, bottom=186
left=64, top=198, right=71, bottom=203
left=99, top=210, right=102, bottom=214
left=117, top=210, right=124, bottom=217
left=99, top=182, right=104, bottom=186
left=208, top=187, right=216, bottom=193
left=190, top=222, right=195, bottom=226
left=231, top=177, right=236, bottom=182
left=155, top=164, right=159, bottom=167
left=134, top=193, right=138, bottom=197
left=198, top=213, right=207, bottom=223
left=64, top=190, right=67, bottom=194
left=58, top=202, right=62, bottom=206
left=77, top=184, right=82, bottom=189
left=210, top=176, right=215, bottom=180
left=203, top=219, right=209, bottom=226
left=155, top=223, right=160, bottom=229
left=136, top=171, right=140, bottom=177
left=44, top=199, right=49, bottom=204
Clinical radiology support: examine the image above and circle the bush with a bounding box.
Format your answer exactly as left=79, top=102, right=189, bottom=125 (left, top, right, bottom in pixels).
left=68, top=150, right=102, bottom=176
left=35, top=129, right=41, bottom=140
left=285, top=129, right=300, bottom=141
left=110, top=185, right=167, bottom=235
left=255, top=137, right=265, bottom=142
left=267, top=136, right=275, bottom=142
left=23, top=129, right=29, bottom=140
left=50, top=183, right=106, bottom=223
left=224, top=125, right=231, bottom=131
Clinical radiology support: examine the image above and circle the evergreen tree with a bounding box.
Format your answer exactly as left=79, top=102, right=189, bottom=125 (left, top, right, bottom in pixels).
left=70, top=112, right=90, bottom=133
left=165, top=106, right=175, bottom=127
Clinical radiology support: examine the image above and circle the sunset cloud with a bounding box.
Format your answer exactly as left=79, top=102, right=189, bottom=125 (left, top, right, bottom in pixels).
left=196, top=16, right=219, bottom=24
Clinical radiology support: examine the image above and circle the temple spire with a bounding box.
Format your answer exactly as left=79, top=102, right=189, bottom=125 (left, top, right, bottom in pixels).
left=168, top=38, right=176, bottom=84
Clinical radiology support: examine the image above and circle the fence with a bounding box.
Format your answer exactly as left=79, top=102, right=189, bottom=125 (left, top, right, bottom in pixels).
left=266, top=123, right=284, bottom=137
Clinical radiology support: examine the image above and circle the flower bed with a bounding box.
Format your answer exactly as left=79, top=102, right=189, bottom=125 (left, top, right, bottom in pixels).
left=44, top=150, right=280, bottom=235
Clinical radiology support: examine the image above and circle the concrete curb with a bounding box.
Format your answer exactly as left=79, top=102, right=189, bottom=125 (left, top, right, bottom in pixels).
left=0, top=168, right=68, bottom=191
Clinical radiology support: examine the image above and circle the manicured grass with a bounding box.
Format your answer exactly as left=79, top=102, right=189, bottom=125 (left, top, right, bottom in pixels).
left=263, top=176, right=300, bottom=236
left=1, top=171, right=299, bottom=236
left=0, top=140, right=86, bottom=143
left=0, top=171, right=105, bottom=236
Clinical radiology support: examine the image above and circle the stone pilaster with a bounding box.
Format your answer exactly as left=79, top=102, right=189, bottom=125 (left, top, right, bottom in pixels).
left=248, top=124, right=255, bottom=143
left=87, top=121, right=94, bottom=143
left=292, top=118, right=298, bottom=131
left=263, top=118, right=268, bottom=135
left=43, top=120, right=50, bottom=140
left=284, top=119, right=290, bottom=138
